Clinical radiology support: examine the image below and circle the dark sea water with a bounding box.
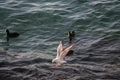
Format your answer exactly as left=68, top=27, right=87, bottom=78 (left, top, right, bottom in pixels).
left=0, top=0, right=120, bottom=80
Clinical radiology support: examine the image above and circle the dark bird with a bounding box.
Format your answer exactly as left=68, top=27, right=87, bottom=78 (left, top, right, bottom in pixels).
left=6, top=29, right=19, bottom=39
left=71, top=31, right=75, bottom=38
left=67, top=31, right=75, bottom=43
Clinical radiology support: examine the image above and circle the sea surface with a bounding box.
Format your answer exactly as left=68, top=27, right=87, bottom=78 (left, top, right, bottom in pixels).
left=0, top=0, right=120, bottom=80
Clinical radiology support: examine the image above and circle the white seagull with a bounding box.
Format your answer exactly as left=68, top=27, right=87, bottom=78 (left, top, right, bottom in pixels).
left=52, top=41, right=73, bottom=67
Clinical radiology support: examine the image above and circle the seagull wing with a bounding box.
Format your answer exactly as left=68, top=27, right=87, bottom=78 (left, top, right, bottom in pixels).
left=57, top=41, right=64, bottom=58
left=60, top=45, right=73, bottom=59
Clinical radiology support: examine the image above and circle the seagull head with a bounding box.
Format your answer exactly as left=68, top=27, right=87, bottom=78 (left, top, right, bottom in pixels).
left=52, top=58, right=67, bottom=67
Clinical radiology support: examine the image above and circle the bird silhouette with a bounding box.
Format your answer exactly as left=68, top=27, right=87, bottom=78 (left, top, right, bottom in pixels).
left=6, top=29, right=19, bottom=41
left=67, top=31, right=75, bottom=43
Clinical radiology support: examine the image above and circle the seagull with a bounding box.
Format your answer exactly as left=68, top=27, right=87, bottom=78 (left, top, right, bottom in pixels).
left=52, top=41, right=73, bottom=67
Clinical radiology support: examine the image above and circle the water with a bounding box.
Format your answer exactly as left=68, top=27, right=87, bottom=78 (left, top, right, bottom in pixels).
left=0, top=0, right=120, bottom=80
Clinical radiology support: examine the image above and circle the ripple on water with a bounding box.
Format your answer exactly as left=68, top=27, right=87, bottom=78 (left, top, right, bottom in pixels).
left=0, top=0, right=120, bottom=80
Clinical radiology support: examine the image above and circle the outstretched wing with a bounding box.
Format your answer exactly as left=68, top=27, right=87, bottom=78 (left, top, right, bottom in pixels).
left=60, top=45, right=73, bottom=59
left=57, top=41, right=64, bottom=57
